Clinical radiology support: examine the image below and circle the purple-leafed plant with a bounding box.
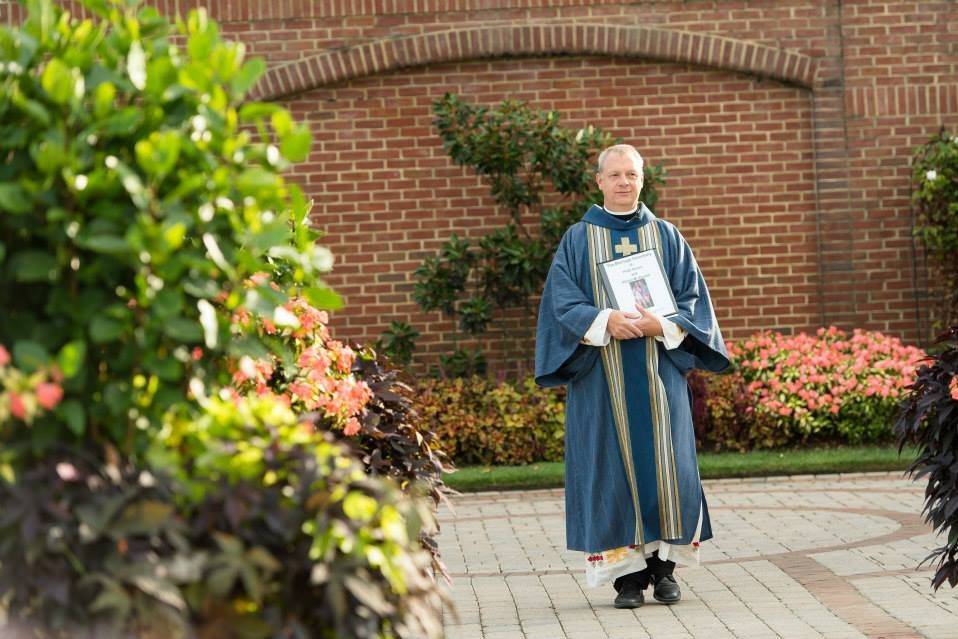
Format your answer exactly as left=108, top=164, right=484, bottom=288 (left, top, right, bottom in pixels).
left=895, top=325, right=958, bottom=590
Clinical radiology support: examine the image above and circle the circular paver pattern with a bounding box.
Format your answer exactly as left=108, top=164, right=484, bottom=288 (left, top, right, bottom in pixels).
left=436, top=472, right=958, bottom=639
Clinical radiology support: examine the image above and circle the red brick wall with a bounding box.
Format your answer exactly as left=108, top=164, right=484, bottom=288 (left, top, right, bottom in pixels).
left=4, top=0, right=956, bottom=375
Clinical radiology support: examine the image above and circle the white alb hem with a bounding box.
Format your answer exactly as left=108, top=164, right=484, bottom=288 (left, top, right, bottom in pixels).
left=584, top=502, right=704, bottom=589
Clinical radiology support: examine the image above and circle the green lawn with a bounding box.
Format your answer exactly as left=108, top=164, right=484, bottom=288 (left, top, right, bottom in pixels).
left=442, top=445, right=918, bottom=493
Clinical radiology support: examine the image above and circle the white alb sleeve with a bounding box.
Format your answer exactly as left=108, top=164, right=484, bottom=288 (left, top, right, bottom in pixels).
left=581, top=308, right=613, bottom=346
left=654, top=317, right=686, bottom=350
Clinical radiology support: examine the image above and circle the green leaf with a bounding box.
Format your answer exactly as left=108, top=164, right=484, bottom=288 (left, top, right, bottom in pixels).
left=56, top=400, right=85, bottom=435
left=164, top=317, right=202, bottom=342
left=12, top=250, right=57, bottom=282
left=93, top=81, right=116, bottom=119
left=13, top=340, right=50, bottom=372
left=90, top=316, right=125, bottom=343
left=239, top=102, right=280, bottom=122
left=302, top=286, right=343, bottom=311
left=237, top=168, right=278, bottom=195
left=227, top=335, right=270, bottom=360
left=270, top=110, right=294, bottom=138
left=0, top=183, right=32, bottom=214
left=40, top=57, right=75, bottom=105
left=246, top=221, right=290, bottom=252
left=57, top=340, right=87, bottom=377
left=280, top=125, right=311, bottom=163
left=232, top=57, right=266, bottom=95
left=77, top=234, right=129, bottom=254
left=135, top=130, right=181, bottom=179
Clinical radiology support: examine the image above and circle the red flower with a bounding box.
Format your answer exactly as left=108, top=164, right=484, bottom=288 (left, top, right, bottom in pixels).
left=9, top=392, right=26, bottom=420
left=0, top=345, right=9, bottom=366
left=36, top=382, right=63, bottom=410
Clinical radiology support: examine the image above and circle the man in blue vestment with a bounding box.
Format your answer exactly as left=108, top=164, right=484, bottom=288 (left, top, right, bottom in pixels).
left=534, top=144, right=730, bottom=609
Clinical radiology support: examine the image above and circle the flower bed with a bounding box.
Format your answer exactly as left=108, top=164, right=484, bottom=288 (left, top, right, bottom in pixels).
left=699, top=327, right=926, bottom=451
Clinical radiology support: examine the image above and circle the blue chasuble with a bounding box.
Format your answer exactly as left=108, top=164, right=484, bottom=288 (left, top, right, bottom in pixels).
left=535, top=203, right=730, bottom=553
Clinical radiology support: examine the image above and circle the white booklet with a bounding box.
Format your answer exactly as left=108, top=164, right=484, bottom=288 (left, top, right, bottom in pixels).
left=598, top=248, right=678, bottom=317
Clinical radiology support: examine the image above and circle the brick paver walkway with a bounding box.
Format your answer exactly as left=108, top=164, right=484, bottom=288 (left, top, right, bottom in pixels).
left=436, top=472, right=958, bottom=639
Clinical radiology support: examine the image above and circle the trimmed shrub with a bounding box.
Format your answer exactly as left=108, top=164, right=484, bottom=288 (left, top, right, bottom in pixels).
left=895, top=325, right=958, bottom=590
left=416, top=376, right=564, bottom=466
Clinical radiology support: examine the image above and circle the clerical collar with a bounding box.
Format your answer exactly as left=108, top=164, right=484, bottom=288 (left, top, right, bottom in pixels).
left=582, top=202, right=655, bottom=229
left=603, top=205, right=639, bottom=220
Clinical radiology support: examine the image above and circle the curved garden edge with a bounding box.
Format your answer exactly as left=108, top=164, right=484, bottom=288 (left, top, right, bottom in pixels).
left=443, top=444, right=917, bottom=492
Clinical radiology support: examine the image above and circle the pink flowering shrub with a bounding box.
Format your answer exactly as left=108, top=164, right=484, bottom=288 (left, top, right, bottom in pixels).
left=702, top=327, right=926, bottom=450
left=0, top=345, right=65, bottom=425
left=229, top=284, right=372, bottom=436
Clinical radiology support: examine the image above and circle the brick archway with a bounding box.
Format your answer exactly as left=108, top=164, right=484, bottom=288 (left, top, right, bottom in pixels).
left=250, top=23, right=823, bottom=101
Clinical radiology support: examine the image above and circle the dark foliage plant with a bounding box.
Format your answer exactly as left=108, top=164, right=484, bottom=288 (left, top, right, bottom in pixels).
left=351, top=347, right=457, bottom=580
left=0, top=404, right=445, bottom=639
left=894, top=325, right=958, bottom=590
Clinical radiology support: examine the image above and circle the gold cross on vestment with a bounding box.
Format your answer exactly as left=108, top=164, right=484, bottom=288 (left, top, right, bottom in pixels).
left=614, top=236, right=638, bottom=256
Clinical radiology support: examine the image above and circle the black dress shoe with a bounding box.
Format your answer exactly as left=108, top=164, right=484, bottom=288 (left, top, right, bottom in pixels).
left=613, top=581, right=645, bottom=609
left=652, top=574, right=681, bottom=604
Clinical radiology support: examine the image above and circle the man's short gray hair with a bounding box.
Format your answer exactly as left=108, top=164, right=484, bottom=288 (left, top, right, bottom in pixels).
left=596, top=144, right=645, bottom=174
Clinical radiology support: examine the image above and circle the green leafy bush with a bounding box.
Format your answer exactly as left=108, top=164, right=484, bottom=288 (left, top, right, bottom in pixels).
left=912, top=130, right=958, bottom=328
left=700, top=327, right=925, bottom=450
left=0, top=0, right=331, bottom=465
left=416, top=376, right=564, bottom=465
left=0, top=1, right=447, bottom=636
left=895, top=325, right=958, bottom=590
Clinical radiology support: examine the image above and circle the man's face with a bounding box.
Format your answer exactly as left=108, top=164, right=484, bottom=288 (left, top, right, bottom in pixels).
left=596, top=153, right=643, bottom=212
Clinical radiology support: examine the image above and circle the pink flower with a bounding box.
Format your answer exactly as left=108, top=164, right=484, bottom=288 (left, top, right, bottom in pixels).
left=9, top=392, right=26, bottom=420
left=36, top=382, right=63, bottom=410
left=950, top=377, right=958, bottom=402
left=343, top=417, right=361, bottom=436
left=0, top=345, right=9, bottom=366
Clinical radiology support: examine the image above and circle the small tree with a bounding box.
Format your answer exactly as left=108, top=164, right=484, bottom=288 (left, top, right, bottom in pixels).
left=412, top=94, right=665, bottom=376
left=912, top=129, right=958, bottom=330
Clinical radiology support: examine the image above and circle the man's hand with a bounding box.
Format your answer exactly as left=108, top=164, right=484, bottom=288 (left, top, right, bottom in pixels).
left=607, top=305, right=664, bottom=340
left=607, top=309, right=644, bottom=340
left=634, top=305, right=664, bottom=338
